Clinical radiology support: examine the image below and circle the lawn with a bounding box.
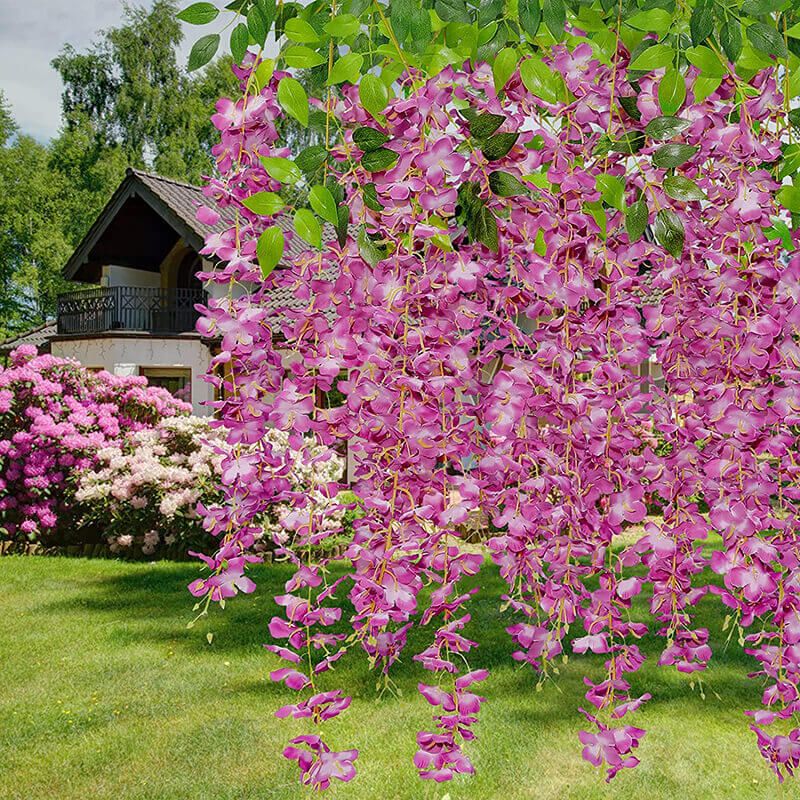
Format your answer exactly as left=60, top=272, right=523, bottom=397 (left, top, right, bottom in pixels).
left=0, top=554, right=796, bottom=800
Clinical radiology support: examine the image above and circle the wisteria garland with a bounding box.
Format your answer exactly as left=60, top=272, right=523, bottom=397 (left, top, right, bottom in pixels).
left=190, top=42, right=800, bottom=788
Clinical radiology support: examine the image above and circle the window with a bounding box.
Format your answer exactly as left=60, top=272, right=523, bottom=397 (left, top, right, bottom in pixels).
left=140, top=367, right=192, bottom=404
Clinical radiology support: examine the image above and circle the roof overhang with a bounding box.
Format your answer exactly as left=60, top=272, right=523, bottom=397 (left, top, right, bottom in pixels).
left=62, top=169, right=209, bottom=284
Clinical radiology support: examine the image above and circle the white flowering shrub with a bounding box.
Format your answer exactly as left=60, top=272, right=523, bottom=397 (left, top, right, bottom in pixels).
left=76, top=418, right=346, bottom=557
left=76, top=415, right=226, bottom=554
left=256, top=429, right=346, bottom=555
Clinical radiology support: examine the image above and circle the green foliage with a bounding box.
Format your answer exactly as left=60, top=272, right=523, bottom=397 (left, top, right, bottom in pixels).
left=51, top=0, right=239, bottom=183
left=257, top=226, right=285, bottom=278
left=0, top=1, right=238, bottom=336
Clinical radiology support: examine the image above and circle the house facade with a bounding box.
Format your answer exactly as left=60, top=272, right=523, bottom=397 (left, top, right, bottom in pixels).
left=1, top=169, right=233, bottom=414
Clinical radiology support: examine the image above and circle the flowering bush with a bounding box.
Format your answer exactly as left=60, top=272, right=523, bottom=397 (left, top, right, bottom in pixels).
left=0, top=345, right=346, bottom=556
left=75, top=415, right=226, bottom=555
left=187, top=7, right=800, bottom=792
left=0, top=346, right=191, bottom=544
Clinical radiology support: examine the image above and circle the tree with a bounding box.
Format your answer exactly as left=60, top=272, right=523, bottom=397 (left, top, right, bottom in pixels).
left=0, top=102, right=73, bottom=334
left=51, top=0, right=239, bottom=183
left=0, top=1, right=240, bottom=335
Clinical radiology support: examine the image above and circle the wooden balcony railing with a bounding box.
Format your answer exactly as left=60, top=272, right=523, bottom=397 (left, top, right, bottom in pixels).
left=56, top=286, right=206, bottom=335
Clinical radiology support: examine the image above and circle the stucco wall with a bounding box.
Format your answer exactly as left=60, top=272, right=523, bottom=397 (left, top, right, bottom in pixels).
left=101, top=265, right=161, bottom=289
left=50, top=335, right=214, bottom=416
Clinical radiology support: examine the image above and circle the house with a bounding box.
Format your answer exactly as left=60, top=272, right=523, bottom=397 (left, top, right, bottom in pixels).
left=0, top=168, right=664, bottom=420
left=2, top=169, right=251, bottom=414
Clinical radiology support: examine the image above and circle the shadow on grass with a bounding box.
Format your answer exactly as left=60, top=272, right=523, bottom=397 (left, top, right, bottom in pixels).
left=36, top=554, right=765, bottom=719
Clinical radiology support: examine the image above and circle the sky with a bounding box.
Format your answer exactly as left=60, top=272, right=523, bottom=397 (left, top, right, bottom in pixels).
left=0, top=0, right=223, bottom=142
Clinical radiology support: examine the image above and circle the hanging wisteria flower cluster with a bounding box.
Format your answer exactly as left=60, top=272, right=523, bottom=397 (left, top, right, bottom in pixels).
left=189, top=35, right=800, bottom=789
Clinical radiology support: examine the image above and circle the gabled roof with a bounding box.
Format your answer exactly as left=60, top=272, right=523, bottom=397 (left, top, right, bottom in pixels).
left=62, top=169, right=237, bottom=282
left=0, top=321, right=57, bottom=356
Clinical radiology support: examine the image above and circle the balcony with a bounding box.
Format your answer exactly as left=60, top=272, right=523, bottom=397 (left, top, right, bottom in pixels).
left=56, top=286, right=206, bottom=336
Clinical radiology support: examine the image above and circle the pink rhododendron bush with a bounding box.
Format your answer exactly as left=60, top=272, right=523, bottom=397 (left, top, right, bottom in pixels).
left=189, top=35, right=800, bottom=792
left=0, top=346, right=346, bottom=556
left=0, top=346, right=191, bottom=545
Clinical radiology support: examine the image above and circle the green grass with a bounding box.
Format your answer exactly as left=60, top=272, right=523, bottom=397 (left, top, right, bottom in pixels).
left=0, top=555, right=797, bottom=800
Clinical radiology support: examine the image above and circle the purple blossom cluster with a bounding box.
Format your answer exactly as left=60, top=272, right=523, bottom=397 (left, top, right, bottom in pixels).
left=192, top=41, right=800, bottom=789
left=0, top=346, right=190, bottom=543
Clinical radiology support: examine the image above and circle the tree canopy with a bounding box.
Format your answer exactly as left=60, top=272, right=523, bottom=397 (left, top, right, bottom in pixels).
left=0, top=0, right=239, bottom=337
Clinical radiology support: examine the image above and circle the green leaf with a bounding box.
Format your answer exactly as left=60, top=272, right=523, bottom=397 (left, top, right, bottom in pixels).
left=685, top=45, right=725, bottom=77
left=619, top=95, right=641, bottom=121
left=335, top=204, right=349, bottom=247
left=283, top=46, right=326, bottom=69
left=764, top=218, right=793, bottom=250
left=654, top=209, right=685, bottom=257
left=247, top=4, right=269, bottom=45
left=645, top=115, right=690, bottom=140
left=361, top=147, right=399, bottom=172
left=474, top=205, right=499, bottom=252
left=543, top=0, right=566, bottom=41
left=741, top=0, right=785, bottom=12
left=258, top=0, right=277, bottom=30
left=261, top=156, right=302, bottom=184
left=629, top=44, right=674, bottom=72
left=747, top=22, right=788, bottom=59
left=658, top=68, right=686, bottom=115
left=652, top=143, right=699, bottom=169
left=434, top=0, right=470, bottom=24
left=520, top=57, right=562, bottom=103
left=777, top=185, right=800, bottom=212
left=295, top=145, right=328, bottom=175
left=482, top=132, right=519, bottom=160
left=693, top=75, right=721, bottom=103
left=178, top=3, right=219, bottom=24
left=469, top=112, right=505, bottom=139
left=357, top=226, right=386, bottom=266
left=720, top=21, right=743, bottom=64
left=309, top=185, right=339, bottom=225
left=584, top=201, right=607, bottom=238
left=390, top=0, right=412, bottom=41
left=188, top=33, right=220, bottom=71
left=626, top=8, right=672, bottom=35
left=327, top=52, right=363, bottom=85
left=326, top=177, right=345, bottom=205
left=284, top=18, right=320, bottom=43
left=494, top=48, right=518, bottom=94
left=253, top=58, right=274, bottom=90
left=596, top=174, right=625, bottom=210
left=689, top=2, right=714, bottom=46
left=518, top=0, right=542, bottom=39
left=625, top=197, right=648, bottom=242
left=230, top=23, right=249, bottom=65
left=359, top=74, right=389, bottom=121
left=294, top=209, right=322, bottom=248
left=663, top=175, right=706, bottom=201
left=353, top=126, right=390, bottom=152
left=362, top=183, right=383, bottom=211
left=779, top=143, right=800, bottom=180
left=257, top=226, right=284, bottom=278
left=609, top=131, right=645, bottom=155
left=242, top=191, right=284, bottom=215
left=477, top=0, right=503, bottom=28
left=325, top=13, right=361, bottom=37
left=277, top=77, right=309, bottom=127
left=488, top=170, right=529, bottom=197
